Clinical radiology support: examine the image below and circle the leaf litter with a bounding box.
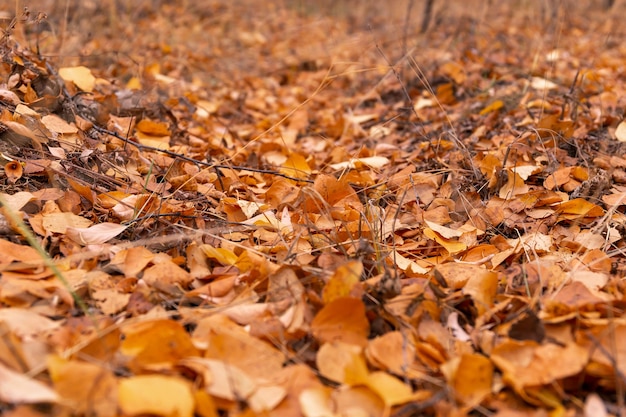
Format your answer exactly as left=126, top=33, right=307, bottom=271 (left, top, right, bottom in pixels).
left=0, top=1, right=625, bottom=416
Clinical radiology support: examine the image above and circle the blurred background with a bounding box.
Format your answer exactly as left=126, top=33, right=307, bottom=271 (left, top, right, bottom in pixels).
left=0, top=0, right=621, bottom=88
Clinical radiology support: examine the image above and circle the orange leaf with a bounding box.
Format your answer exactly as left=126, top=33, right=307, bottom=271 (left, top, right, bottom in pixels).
left=202, top=331, right=285, bottom=379
left=48, top=355, right=117, bottom=415
left=441, top=353, right=493, bottom=406
left=322, top=260, right=364, bottom=304
left=142, top=260, right=194, bottom=289
left=316, top=342, right=369, bottom=385
left=490, top=339, right=589, bottom=394
left=303, top=174, right=362, bottom=212
left=4, top=161, right=23, bottom=183
left=41, top=212, right=92, bottom=234
left=136, top=118, right=171, bottom=136
left=311, top=297, right=369, bottom=347
left=366, top=331, right=424, bottom=379
left=121, top=320, right=199, bottom=371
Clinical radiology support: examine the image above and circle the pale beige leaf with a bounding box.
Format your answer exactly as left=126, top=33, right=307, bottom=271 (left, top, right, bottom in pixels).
left=41, top=114, right=78, bottom=135
left=66, top=222, right=128, bottom=245
left=330, top=156, right=390, bottom=170
left=42, top=212, right=92, bottom=234
left=0, top=362, right=58, bottom=404
left=424, top=219, right=462, bottom=238
left=0, top=308, right=61, bottom=338
left=0, top=191, right=34, bottom=211
left=615, top=121, right=626, bottom=142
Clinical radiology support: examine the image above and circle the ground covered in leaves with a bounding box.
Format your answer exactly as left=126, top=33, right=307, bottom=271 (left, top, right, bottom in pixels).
left=1, top=1, right=626, bottom=416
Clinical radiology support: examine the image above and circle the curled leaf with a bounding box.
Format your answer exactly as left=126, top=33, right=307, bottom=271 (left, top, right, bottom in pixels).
left=4, top=161, right=23, bottom=183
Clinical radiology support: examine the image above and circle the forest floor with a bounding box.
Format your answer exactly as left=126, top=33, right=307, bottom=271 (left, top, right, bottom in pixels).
left=0, top=1, right=625, bottom=416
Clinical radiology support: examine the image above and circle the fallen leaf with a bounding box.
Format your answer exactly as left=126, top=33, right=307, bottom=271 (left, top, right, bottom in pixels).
left=66, top=222, right=128, bottom=245
left=441, top=353, right=493, bottom=406
left=316, top=341, right=369, bottom=385
left=311, top=297, right=369, bottom=347
left=0, top=361, right=58, bottom=404
left=48, top=355, right=117, bottom=415
left=322, top=260, right=364, bottom=303
left=121, top=319, right=199, bottom=371
left=59, top=66, right=96, bottom=92
left=118, top=375, right=193, bottom=417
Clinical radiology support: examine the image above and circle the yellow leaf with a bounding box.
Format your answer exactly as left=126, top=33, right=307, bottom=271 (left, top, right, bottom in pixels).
left=119, top=375, right=193, bottom=417
left=479, top=99, right=504, bottom=115
left=556, top=198, right=604, bottom=219
left=280, top=153, right=311, bottom=179
left=423, top=228, right=467, bottom=254
left=59, top=66, right=96, bottom=92
left=366, top=372, right=414, bottom=406
left=200, top=245, right=238, bottom=265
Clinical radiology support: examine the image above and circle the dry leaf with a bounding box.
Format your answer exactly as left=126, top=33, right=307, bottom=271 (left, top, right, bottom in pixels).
left=316, top=341, right=369, bottom=385
left=66, top=222, right=128, bottom=245
left=0, top=361, right=58, bottom=404
left=118, top=375, right=193, bottom=417
left=59, top=66, right=96, bottom=92
left=311, top=297, right=369, bottom=347
left=121, top=319, right=199, bottom=371
left=48, top=355, right=117, bottom=415
left=322, top=260, right=364, bottom=303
